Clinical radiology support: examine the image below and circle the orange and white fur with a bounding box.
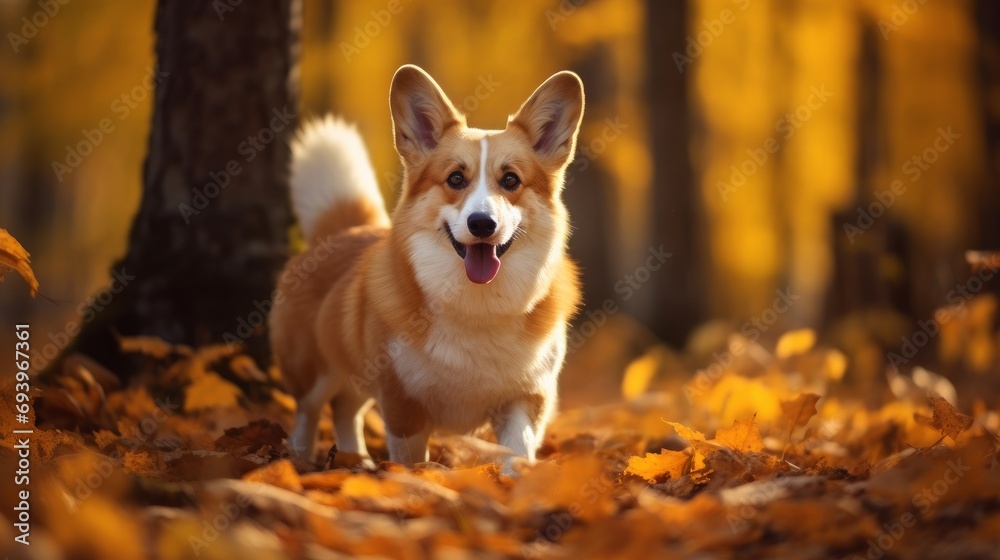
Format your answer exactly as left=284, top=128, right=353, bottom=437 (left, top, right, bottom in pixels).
left=270, top=65, right=583, bottom=473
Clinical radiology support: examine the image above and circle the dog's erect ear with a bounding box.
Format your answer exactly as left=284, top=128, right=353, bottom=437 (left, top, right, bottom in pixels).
left=510, top=71, right=585, bottom=171
left=390, top=65, right=463, bottom=167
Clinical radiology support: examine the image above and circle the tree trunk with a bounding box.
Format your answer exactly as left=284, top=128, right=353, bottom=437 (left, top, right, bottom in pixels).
left=60, top=0, right=300, bottom=377
left=975, top=0, right=1000, bottom=252
left=645, top=0, right=703, bottom=347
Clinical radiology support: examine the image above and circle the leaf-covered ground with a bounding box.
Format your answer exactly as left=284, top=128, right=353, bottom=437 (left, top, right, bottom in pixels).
left=3, top=299, right=1000, bottom=559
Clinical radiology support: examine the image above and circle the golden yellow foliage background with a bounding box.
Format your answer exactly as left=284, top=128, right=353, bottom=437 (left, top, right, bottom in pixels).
left=0, top=0, right=997, bottom=393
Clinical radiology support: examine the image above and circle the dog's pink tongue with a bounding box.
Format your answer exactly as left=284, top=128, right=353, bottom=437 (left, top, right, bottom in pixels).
left=464, top=243, right=501, bottom=284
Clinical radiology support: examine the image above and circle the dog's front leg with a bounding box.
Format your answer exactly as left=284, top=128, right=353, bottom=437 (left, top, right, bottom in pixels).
left=493, top=396, right=549, bottom=475
left=386, top=428, right=429, bottom=466
left=380, top=384, right=430, bottom=466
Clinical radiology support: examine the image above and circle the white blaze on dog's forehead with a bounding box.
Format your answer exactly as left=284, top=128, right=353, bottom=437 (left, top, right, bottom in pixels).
left=478, top=137, right=488, bottom=193
left=460, top=138, right=493, bottom=220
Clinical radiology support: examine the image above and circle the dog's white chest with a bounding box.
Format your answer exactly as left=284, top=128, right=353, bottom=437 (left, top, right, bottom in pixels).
left=389, top=319, right=563, bottom=432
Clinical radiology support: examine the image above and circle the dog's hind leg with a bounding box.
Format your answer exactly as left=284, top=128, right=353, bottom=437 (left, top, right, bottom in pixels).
left=289, top=375, right=338, bottom=461
left=332, top=393, right=375, bottom=464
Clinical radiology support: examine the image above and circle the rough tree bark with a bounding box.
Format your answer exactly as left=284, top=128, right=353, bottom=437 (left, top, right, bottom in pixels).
left=61, top=0, right=300, bottom=377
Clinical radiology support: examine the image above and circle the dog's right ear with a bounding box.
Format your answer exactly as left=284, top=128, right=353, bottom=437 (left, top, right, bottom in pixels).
left=390, top=65, right=463, bottom=167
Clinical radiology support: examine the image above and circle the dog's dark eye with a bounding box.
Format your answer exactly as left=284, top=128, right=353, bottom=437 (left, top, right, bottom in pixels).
left=447, top=171, right=466, bottom=189
left=501, top=172, right=521, bottom=190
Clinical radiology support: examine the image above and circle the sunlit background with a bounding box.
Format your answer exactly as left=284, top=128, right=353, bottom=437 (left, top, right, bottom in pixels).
left=1, top=0, right=998, bottom=405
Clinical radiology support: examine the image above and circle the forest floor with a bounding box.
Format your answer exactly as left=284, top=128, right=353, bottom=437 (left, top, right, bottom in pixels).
left=2, top=305, right=1000, bottom=560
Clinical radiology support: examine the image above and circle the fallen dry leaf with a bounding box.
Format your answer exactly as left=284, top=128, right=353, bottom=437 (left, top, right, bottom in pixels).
left=0, top=228, right=39, bottom=296
left=625, top=449, right=691, bottom=482
left=243, top=459, right=303, bottom=492
left=665, top=421, right=707, bottom=443
left=184, top=372, right=243, bottom=411
left=921, top=393, right=975, bottom=441
left=716, top=416, right=765, bottom=453
left=780, top=393, right=821, bottom=432
left=16, top=324, right=1000, bottom=559
left=216, top=419, right=287, bottom=451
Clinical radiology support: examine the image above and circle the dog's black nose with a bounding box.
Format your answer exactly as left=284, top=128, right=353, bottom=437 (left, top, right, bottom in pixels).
left=467, top=213, right=497, bottom=238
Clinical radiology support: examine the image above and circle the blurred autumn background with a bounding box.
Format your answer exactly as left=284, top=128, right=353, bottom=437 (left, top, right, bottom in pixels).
left=2, top=0, right=1000, bottom=558
left=3, top=0, right=1000, bottom=401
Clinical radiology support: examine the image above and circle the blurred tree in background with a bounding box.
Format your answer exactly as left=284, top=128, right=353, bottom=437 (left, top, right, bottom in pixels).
left=0, top=0, right=300, bottom=375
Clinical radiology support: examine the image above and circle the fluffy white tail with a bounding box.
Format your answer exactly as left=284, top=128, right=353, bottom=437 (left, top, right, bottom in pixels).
left=290, top=116, right=388, bottom=239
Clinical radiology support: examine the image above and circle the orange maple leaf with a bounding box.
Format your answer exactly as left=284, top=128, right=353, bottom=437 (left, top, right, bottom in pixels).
left=716, top=416, right=765, bottom=453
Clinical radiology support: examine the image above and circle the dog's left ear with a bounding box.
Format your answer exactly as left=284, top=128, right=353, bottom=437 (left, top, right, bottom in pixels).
left=510, top=71, right=585, bottom=171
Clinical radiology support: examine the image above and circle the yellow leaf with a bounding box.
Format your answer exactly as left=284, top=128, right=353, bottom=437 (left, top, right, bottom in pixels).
left=621, top=347, right=662, bottom=398
left=775, top=329, right=816, bottom=359
left=664, top=421, right=714, bottom=470
left=0, top=228, right=39, bottom=297
left=184, top=373, right=243, bottom=412
left=716, top=416, right=765, bottom=453
left=665, top=421, right=706, bottom=443
left=625, top=450, right=691, bottom=483
left=780, top=393, right=822, bottom=432
left=690, top=441, right=715, bottom=471
left=703, top=374, right=784, bottom=425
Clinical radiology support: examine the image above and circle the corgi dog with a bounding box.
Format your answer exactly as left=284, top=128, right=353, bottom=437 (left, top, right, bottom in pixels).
left=270, top=65, right=583, bottom=473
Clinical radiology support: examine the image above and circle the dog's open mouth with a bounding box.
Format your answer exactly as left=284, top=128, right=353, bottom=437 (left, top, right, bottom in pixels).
left=444, top=223, right=513, bottom=284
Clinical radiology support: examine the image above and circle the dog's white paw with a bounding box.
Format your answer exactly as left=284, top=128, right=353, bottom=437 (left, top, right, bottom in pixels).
left=500, top=456, right=533, bottom=477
